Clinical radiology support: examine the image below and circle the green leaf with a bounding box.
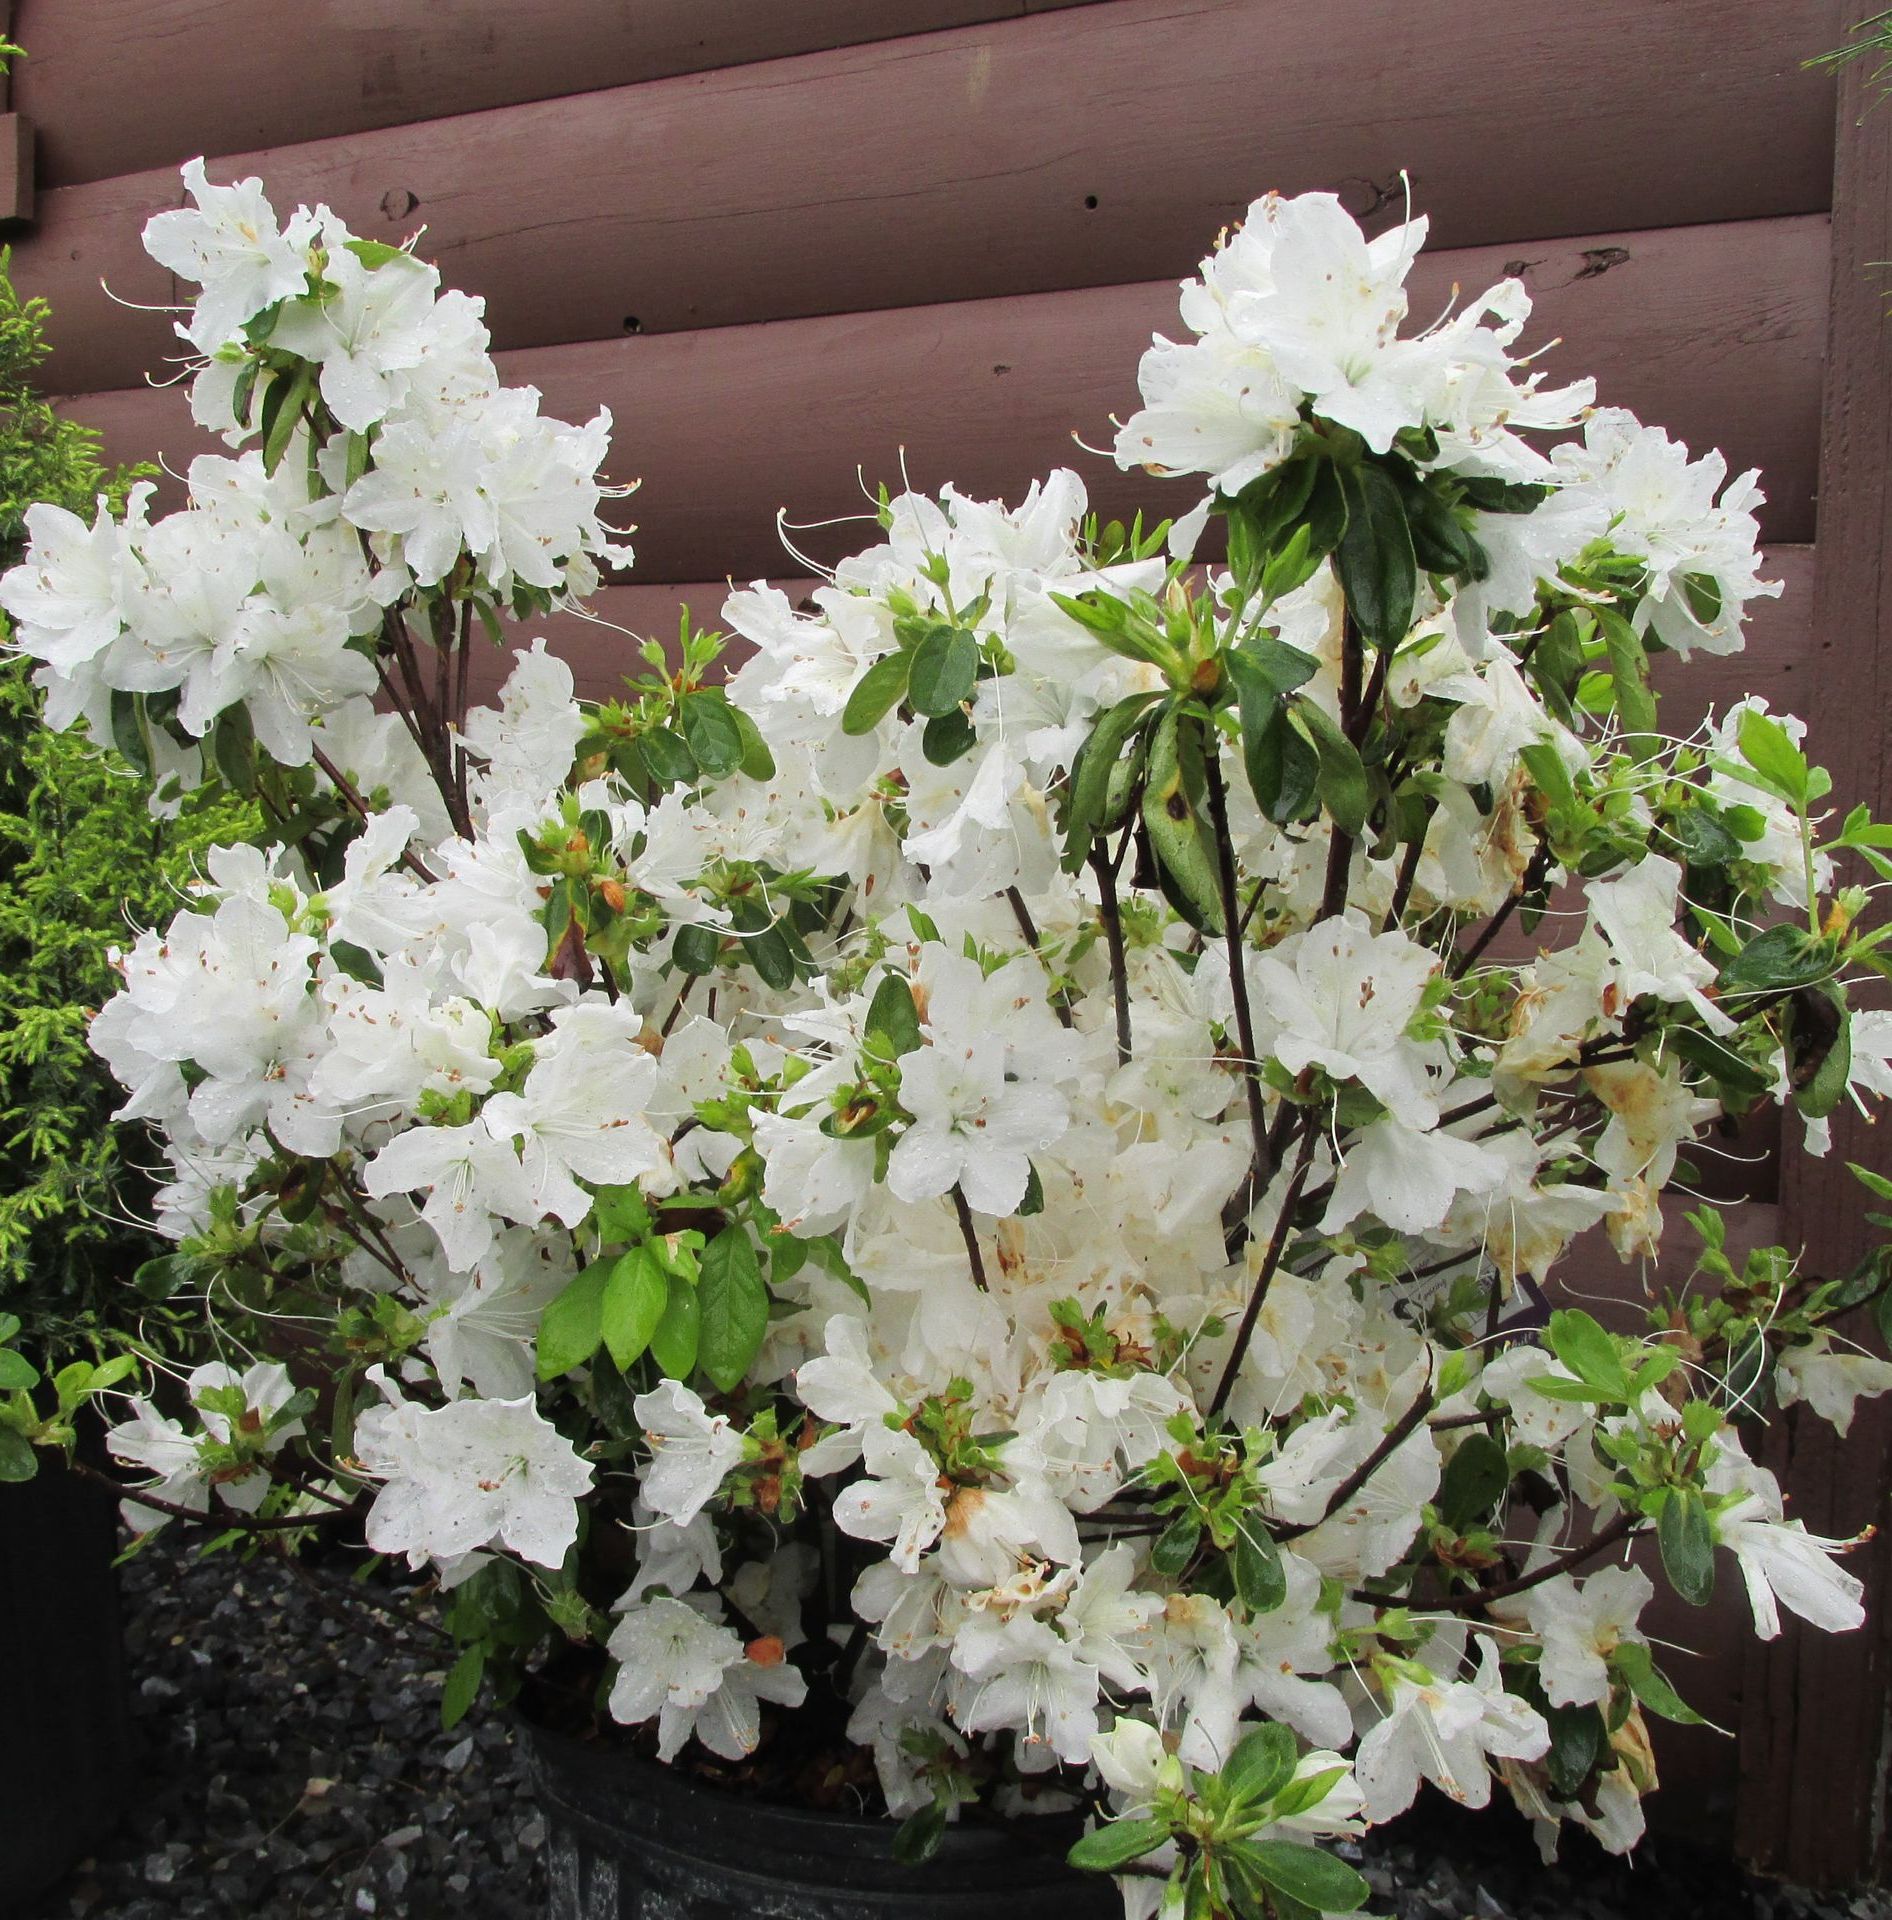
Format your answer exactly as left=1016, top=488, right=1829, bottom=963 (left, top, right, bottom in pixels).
left=748, top=923, right=796, bottom=991
left=1736, top=706, right=1811, bottom=807
left=1334, top=462, right=1416, bottom=651
left=1141, top=709, right=1223, bottom=932
left=1259, top=519, right=1323, bottom=603
left=1787, top=986, right=1850, bottom=1120
left=677, top=693, right=745, bottom=778
left=697, top=1228, right=769, bottom=1393
left=640, top=728, right=699, bottom=788
left=1612, top=1641, right=1704, bottom=1725
left=1224, top=649, right=1284, bottom=819
left=1290, top=699, right=1370, bottom=837
left=1658, top=1486, right=1716, bottom=1607
left=536, top=1266, right=607, bottom=1379
left=1063, top=690, right=1160, bottom=867
left=1668, top=805, right=1742, bottom=871
left=671, top=921, right=722, bottom=975
left=1669, top=1028, right=1771, bottom=1102
left=0, top=1314, right=19, bottom=1346
left=649, top=1273, right=701, bottom=1379
left=1596, top=606, right=1657, bottom=760
left=1150, top=1510, right=1201, bottom=1579
left=1400, top=475, right=1476, bottom=576
left=0, top=1429, right=36, bottom=1483
left=1438, top=1432, right=1511, bottom=1528
left=109, top=689, right=150, bottom=777
left=133, top=1253, right=196, bottom=1302
left=841, top=650, right=912, bottom=735
left=1235, top=633, right=1320, bottom=699
left=1248, top=702, right=1320, bottom=825
left=344, top=237, right=412, bottom=270
left=1249, top=1839, right=1372, bottom=1914
left=1718, top=925, right=1829, bottom=998
left=921, top=707, right=978, bottom=766
left=1067, top=1816, right=1172, bottom=1873
left=730, top=706, right=777, bottom=781
left=1229, top=455, right=1318, bottom=548
left=601, top=1247, right=669, bottom=1371
left=440, top=1643, right=485, bottom=1731
left=865, top=971, right=924, bottom=1057
left=893, top=1799, right=948, bottom=1866
left=1544, top=1701, right=1605, bottom=1799
left=54, top=1361, right=94, bottom=1410
left=261, top=361, right=313, bottom=476
left=907, top=624, right=979, bottom=717
left=0, top=1348, right=39, bottom=1392
left=1221, top=1722, right=1298, bottom=1807
left=1546, top=1309, right=1631, bottom=1399
left=1048, top=590, right=1171, bottom=666
left=594, top=1186, right=653, bottom=1244
left=1232, top=1514, right=1288, bottom=1614
left=211, top=701, right=256, bottom=791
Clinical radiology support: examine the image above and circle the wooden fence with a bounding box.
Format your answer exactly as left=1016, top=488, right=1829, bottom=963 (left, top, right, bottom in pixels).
left=5, top=0, right=1887, bottom=1884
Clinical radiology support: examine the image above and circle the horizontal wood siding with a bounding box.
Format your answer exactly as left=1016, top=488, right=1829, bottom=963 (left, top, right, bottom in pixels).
left=10, top=0, right=1839, bottom=397
left=10, top=0, right=1106, bottom=188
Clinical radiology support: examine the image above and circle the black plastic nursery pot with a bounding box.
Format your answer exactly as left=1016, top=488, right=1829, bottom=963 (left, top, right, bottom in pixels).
left=521, top=1721, right=1122, bottom=1920
left=0, top=1450, right=132, bottom=1912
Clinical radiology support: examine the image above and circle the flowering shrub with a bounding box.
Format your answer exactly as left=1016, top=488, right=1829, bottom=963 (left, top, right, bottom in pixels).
left=11, top=163, right=1892, bottom=1915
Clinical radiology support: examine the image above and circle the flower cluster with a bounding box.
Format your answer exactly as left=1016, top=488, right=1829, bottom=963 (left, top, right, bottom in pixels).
left=2, top=157, right=624, bottom=790
left=16, top=167, right=1892, bottom=1920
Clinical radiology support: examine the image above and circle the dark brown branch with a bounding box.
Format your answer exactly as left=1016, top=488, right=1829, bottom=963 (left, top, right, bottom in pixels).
left=1316, top=615, right=1375, bottom=922
left=659, top=975, right=696, bottom=1039
left=1384, top=815, right=1429, bottom=931
left=1204, top=751, right=1273, bottom=1242
left=1438, top=1509, right=1643, bottom=1610
left=1087, top=844, right=1133, bottom=1067
left=372, top=654, right=430, bottom=760
left=70, top=1459, right=356, bottom=1533
left=1451, top=839, right=1553, bottom=980
left=1275, top=1362, right=1436, bottom=1540
left=951, top=1186, right=989, bottom=1291
left=310, top=745, right=439, bottom=883
left=453, top=594, right=475, bottom=822
left=1006, top=886, right=1075, bottom=1030
left=1210, top=1117, right=1320, bottom=1417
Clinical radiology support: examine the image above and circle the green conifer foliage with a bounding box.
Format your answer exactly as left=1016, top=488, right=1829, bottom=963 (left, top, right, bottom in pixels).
left=0, top=255, right=253, bottom=1349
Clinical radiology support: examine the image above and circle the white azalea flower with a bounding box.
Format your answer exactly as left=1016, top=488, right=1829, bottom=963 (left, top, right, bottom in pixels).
left=1355, top=1637, right=1549, bottom=1821
left=1715, top=1495, right=1866, bottom=1641
left=480, top=1001, right=667, bottom=1227
left=1249, top=914, right=1443, bottom=1129
left=633, top=1380, right=746, bottom=1525
left=1777, top=1332, right=1892, bottom=1438
left=143, top=158, right=318, bottom=351
left=887, top=1035, right=1068, bottom=1216
left=354, top=1375, right=592, bottom=1569
left=1585, top=856, right=1734, bottom=1034
left=832, top=1423, right=950, bottom=1573
left=1520, top=1566, right=1653, bottom=1708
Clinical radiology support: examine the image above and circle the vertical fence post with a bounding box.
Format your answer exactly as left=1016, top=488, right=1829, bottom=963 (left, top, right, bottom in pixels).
left=1736, top=52, right=1892, bottom=1887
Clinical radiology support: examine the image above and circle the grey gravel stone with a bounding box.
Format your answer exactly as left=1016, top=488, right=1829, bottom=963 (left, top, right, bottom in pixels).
left=29, top=1529, right=543, bottom=1919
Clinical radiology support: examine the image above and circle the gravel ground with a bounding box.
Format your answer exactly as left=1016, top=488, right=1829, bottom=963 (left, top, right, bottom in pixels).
left=31, top=1534, right=543, bottom=1919
left=27, top=1529, right=1892, bottom=1920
